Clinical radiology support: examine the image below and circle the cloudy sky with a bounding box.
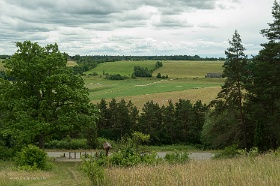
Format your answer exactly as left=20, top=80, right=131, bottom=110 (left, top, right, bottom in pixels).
left=0, top=0, right=275, bottom=57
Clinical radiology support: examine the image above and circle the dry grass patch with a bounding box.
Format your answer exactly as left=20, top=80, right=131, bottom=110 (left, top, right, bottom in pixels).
left=92, top=86, right=221, bottom=109
left=66, top=60, right=77, bottom=67
left=103, top=154, right=280, bottom=186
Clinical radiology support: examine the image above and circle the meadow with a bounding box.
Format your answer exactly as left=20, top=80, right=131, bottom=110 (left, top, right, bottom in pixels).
left=1, top=154, right=280, bottom=186
left=84, top=60, right=224, bottom=108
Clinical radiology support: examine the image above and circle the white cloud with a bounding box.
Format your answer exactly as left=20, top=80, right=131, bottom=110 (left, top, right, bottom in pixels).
left=0, top=0, right=276, bottom=57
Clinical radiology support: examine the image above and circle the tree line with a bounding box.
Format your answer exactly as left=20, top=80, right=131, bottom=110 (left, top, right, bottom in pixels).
left=96, top=98, right=207, bottom=145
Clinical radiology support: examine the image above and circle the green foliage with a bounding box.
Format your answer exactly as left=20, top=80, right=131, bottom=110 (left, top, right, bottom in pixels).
left=155, top=61, right=163, bottom=68
left=208, top=30, right=249, bottom=149
left=139, top=101, right=163, bottom=145
left=81, top=155, right=105, bottom=186
left=237, top=147, right=259, bottom=158
left=96, top=99, right=138, bottom=141
left=1, top=41, right=99, bottom=149
left=132, top=131, right=150, bottom=148
left=246, top=1, right=280, bottom=150
left=45, top=138, right=89, bottom=149
left=14, top=144, right=51, bottom=170
left=110, top=145, right=142, bottom=167
left=133, top=66, right=152, bottom=77
left=105, top=74, right=129, bottom=80
left=156, top=72, right=161, bottom=78
left=164, top=151, right=189, bottom=164
left=213, top=145, right=239, bottom=159
left=0, top=145, right=15, bottom=160
left=201, top=108, right=241, bottom=149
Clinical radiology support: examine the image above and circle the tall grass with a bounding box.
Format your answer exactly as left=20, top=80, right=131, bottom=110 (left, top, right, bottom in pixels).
left=1, top=154, right=280, bottom=185
left=103, top=154, right=280, bottom=186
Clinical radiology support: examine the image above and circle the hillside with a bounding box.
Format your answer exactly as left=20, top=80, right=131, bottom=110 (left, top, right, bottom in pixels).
left=84, top=60, right=224, bottom=107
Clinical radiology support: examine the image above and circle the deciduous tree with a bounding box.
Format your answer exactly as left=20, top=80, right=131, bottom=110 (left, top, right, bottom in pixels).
left=2, top=41, right=99, bottom=149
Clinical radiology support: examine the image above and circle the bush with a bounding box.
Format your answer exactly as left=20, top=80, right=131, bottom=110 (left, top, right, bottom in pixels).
left=45, top=138, right=88, bottom=149
left=164, top=151, right=189, bottom=164
left=14, top=144, right=51, bottom=170
left=0, top=145, right=15, bottom=160
left=110, top=145, right=141, bottom=167
left=81, top=155, right=105, bottom=186
left=105, top=74, right=129, bottom=80
left=213, top=144, right=239, bottom=159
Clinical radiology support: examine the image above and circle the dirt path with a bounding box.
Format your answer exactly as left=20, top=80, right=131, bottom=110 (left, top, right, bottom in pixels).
left=67, top=163, right=79, bottom=180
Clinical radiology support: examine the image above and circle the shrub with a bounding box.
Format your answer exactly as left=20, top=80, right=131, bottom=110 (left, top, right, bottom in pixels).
left=0, top=145, right=15, bottom=160
left=14, top=144, right=51, bottom=170
left=164, top=151, right=189, bottom=164
left=81, top=155, right=105, bottom=186
left=213, top=144, right=239, bottom=159
left=109, top=145, right=141, bottom=167
left=140, top=151, right=161, bottom=165
left=237, top=147, right=259, bottom=157
left=45, top=138, right=88, bottom=149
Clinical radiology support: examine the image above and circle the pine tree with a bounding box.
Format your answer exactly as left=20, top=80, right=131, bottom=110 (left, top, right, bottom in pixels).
left=221, top=30, right=249, bottom=148
left=208, top=30, right=249, bottom=148
left=248, top=0, right=280, bottom=149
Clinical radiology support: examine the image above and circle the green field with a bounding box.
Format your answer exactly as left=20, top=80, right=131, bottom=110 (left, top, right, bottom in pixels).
left=84, top=60, right=224, bottom=107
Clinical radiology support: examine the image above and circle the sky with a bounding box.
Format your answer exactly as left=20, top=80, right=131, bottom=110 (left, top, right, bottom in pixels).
left=0, top=0, right=276, bottom=57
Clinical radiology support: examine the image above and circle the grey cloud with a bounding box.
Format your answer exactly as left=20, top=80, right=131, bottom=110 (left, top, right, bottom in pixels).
left=0, top=0, right=258, bottom=57
left=197, top=22, right=219, bottom=28
left=153, top=15, right=194, bottom=28
left=1, top=0, right=227, bottom=33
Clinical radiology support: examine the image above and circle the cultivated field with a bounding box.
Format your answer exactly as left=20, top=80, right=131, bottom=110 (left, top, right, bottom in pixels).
left=84, top=60, right=224, bottom=108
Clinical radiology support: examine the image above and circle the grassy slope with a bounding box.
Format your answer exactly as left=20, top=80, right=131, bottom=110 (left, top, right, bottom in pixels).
left=1, top=154, right=280, bottom=185
left=104, top=155, right=280, bottom=186
left=84, top=60, right=224, bottom=107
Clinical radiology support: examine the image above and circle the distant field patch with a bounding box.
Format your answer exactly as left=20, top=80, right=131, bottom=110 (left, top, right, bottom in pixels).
left=91, top=86, right=221, bottom=109
left=85, top=60, right=224, bottom=78
left=84, top=60, right=224, bottom=107
left=67, top=60, right=77, bottom=67
left=153, top=60, right=224, bottom=78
